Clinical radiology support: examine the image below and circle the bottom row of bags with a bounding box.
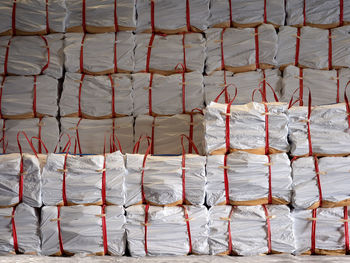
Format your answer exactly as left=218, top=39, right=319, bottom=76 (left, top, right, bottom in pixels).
left=1, top=203, right=350, bottom=256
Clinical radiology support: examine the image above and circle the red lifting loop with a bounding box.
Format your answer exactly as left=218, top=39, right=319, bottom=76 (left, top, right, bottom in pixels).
left=148, top=73, right=154, bottom=116
left=78, top=74, right=86, bottom=117
left=110, top=134, right=123, bottom=154
left=39, top=36, right=50, bottom=74
left=141, top=142, right=152, bottom=204
left=133, top=135, right=151, bottom=154
left=144, top=204, right=150, bottom=255
left=179, top=205, right=193, bottom=254
left=75, top=118, right=83, bottom=155
left=225, top=86, right=238, bottom=154
left=306, top=90, right=313, bottom=156
left=12, top=1, right=17, bottom=36
left=254, top=27, right=260, bottom=70
left=108, top=74, right=116, bottom=118
left=295, top=28, right=301, bottom=67
left=311, top=208, right=317, bottom=254
left=30, top=136, right=49, bottom=155
left=146, top=34, right=155, bottom=73
left=328, top=29, right=333, bottom=70
left=45, top=0, right=50, bottom=34
left=114, top=33, right=118, bottom=73
left=344, top=80, right=350, bottom=128
left=79, top=34, right=87, bottom=73
left=188, top=108, right=203, bottom=154
left=227, top=206, right=234, bottom=254
left=262, top=205, right=272, bottom=254
left=344, top=206, right=349, bottom=254
left=57, top=206, right=64, bottom=255
left=223, top=154, right=230, bottom=205
left=82, top=0, right=87, bottom=33
left=17, top=131, right=38, bottom=158
left=11, top=207, right=19, bottom=254
left=114, top=0, right=119, bottom=32
left=101, top=205, right=108, bottom=255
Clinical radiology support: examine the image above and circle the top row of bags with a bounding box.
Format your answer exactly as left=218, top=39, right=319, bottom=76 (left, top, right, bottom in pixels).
left=3, top=24, right=350, bottom=79
left=1, top=0, right=350, bottom=36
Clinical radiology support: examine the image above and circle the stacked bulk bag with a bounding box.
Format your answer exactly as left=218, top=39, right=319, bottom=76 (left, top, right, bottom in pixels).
left=204, top=102, right=289, bottom=155
left=65, top=0, right=136, bottom=33
left=277, top=26, right=350, bottom=70
left=292, top=156, right=350, bottom=209
left=209, top=0, right=285, bottom=28
left=133, top=71, right=204, bottom=116
left=293, top=207, right=350, bottom=255
left=125, top=205, right=209, bottom=256
left=204, top=69, right=282, bottom=105
left=42, top=151, right=125, bottom=206
left=205, top=24, right=278, bottom=74
left=41, top=205, right=126, bottom=256
left=0, top=75, right=58, bottom=119
left=208, top=205, right=295, bottom=255
left=281, top=66, right=350, bottom=105
left=134, top=113, right=205, bottom=155
left=60, top=117, right=134, bottom=154
left=134, top=33, right=206, bottom=74
left=288, top=103, right=350, bottom=157
left=206, top=151, right=292, bottom=206
left=0, top=0, right=66, bottom=36
left=60, top=73, right=133, bottom=118
left=2, top=118, right=59, bottom=154
left=136, top=0, right=210, bottom=33
left=0, top=34, right=64, bottom=78
left=0, top=153, right=42, bottom=208
left=0, top=203, right=40, bottom=255
left=286, top=0, right=350, bottom=28
left=64, top=32, right=135, bottom=75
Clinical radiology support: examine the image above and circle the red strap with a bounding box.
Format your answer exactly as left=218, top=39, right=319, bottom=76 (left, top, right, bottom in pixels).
left=181, top=205, right=193, bottom=254
left=114, top=33, right=118, bottom=73
left=11, top=207, right=18, bottom=253
left=146, top=34, right=155, bottom=73
left=101, top=155, right=106, bottom=205
left=255, top=27, right=260, bottom=70
left=108, top=75, right=116, bottom=117
left=82, top=0, right=87, bottom=33
left=148, top=73, right=154, bottom=116
left=311, top=208, right=317, bottom=254
left=80, top=34, right=87, bottom=73
left=313, top=156, right=323, bottom=207
left=228, top=0, right=233, bottom=27
left=336, top=70, right=340, bottom=103
left=57, top=206, right=64, bottom=255
left=328, top=29, right=333, bottom=70
left=151, top=118, right=155, bottom=154
left=45, top=0, right=50, bottom=34
left=40, top=36, right=50, bottom=74
left=340, top=0, right=344, bottom=26
left=188, top=109, right=203, bottom=153
left=101, top=205, right=108, bottom=255
left=75, top=118, right=83, bottom=155
left=295, top=28, right=301, bottom=67
left=33, top=76, right=37, bottom=118
left=303, top=0, right=306, bottom=26
left=133, top=136, right=151, bottom=154
left=78, top=74, right=85, bottom=117
left=227, top=206, right=234, bottom=254
left=262, top=205, right=272, bottom=254
left=19, top=155, right=24, bottom=203
left=114, top=0, right=119, bottom=32
left=264, top=103, right=269, bottom=155
left=299, top=68, right=304, bottom=106
left=223, top=154, right=230, bottom=205
left=2, top=120, right=6, bottom=153
left=263, top=0, right=267, bottom=23
left=17, top=131, right=38, bottom=157
left=144, top=204, right=150, bottom=255
left=344, top=206, right=349, bottom=254
left=12, top=1, right=16, bottom=36
left=220, top=28, right=225, bottom=70
left=141, top=143, right=152, bottom=203
left=306, top=91, right=313, bottom=156
left=3, top=38, right=12, bottom=76
left=62, top=152, right=68, bottom=206
left=262, top=69, right=267, bottom=98
left=182, top=33, right=187, bottom=71
left=267, top=155, right=272, bottom=204
left=150, top=0, right=155, bottom=33
left=0, top=76, right=5, bottom=118
left=225, top=89, right=238, bottom=154
left=38, top=118, right=43, bottom=154
left=175, top=64, right=187, bottom=113
left=344, top=81, right=350, bottom=128
left=186, top=0, right=191, bottom=32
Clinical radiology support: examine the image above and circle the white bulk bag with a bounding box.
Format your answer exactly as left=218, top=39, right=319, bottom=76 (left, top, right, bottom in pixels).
left=292, top=156, right=350, bottom=209
left=60, top=117, right=134, bottom=154
left=205, top=102, right=289, bottom=155
left=281, top=65, right=350, bottom=105
left=125, top=153, right=206, bottom=207
left=134, top=114, right=205, bottom=155
left=288, top=103, right=350, bottom=156
left=0, top=203, right=40, bottom=255
left=60, top=73, right=133, bottom=118
left=277, top=26, right=350, bottom=69
left=126, top=205, right=209, bottom=256
left=42, top=151, right=125, bottom=206
left=3, top=117, right=59, bottom=154
left=64, top=32, right=135, bottom=75
left=66, top=0, right=136, bottom=33
left=136, top=0, right=209, bottom=33
left=0, top=153, right=42, bottom=208
left=209, top=205, right=295, bottom=255
left=41, top=205, right=126, bottom=256
left=0, top=34, right=64, bottom=79
left=286, top=0, right=350, bottom=28
left=204, top=69, right=282, bottom=105
left=134, top=33, right=206, bottom=74
left=209, top=0, right=285, bottom=28
left=0, top=0, right=66, bottom=35
left=206, top=152, right=292, bottom=206
left=0, top=75, right=58, bottom=119
left=205, top=24, right=278, bottom=74
left=293, top=207, right=350, bottom=255
left=133, top=72, right=204, bottom=116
